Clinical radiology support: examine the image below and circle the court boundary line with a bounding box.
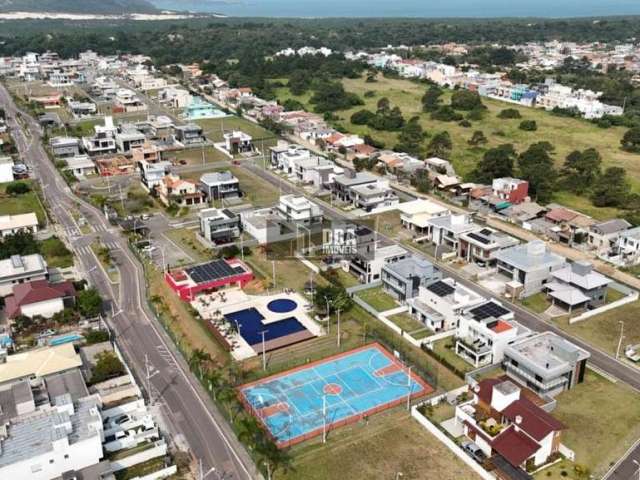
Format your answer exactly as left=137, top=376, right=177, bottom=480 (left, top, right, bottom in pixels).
left=238, top=343, right=435, bottom=448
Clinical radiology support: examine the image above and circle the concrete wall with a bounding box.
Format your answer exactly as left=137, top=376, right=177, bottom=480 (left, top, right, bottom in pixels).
left=569, top=285, right=638, bottom=324
left=110, top=441, right=167, bottom=472
left=410, top=406, right=496, bottom=480
left=136, top=465, right=178, bottom=480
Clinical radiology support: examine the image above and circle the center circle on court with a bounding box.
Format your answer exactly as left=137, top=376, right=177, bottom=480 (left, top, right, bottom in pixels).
left=323, top=383, right=342, bottom=395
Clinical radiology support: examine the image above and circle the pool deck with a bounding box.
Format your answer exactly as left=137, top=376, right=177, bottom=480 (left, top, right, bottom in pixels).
left=191, top=289, right=323, bottom=360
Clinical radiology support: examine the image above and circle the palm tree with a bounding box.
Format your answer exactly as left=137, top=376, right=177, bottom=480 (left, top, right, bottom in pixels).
left=205, top=369, right=223, bottom=400
left=218, top=384, right=238, bottom=421
left=236, top=415, right=262, bottom=451
left=255, top=439, right=292, bottom=480
left=188, top=348, right=211, bottom=378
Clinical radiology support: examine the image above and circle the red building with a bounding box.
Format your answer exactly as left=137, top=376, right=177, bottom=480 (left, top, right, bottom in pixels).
left=492, top=178, right=529, bottom=205
left=165, top=258, right=253, bottom=301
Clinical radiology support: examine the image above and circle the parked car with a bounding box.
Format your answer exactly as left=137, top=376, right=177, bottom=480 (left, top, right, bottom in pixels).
left=461, top=441, right=486, bottom=463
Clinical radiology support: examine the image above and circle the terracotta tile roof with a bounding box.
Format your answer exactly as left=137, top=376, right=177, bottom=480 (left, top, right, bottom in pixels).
left=5, top=280, right=76, bottom=318
left=491, top=426, right=540, bottom=467
left=325, top=133, right=345, bottom=145
left=502, top=397, right=565, bottom=441
left=475, top=377, right=502, bottom=405
left=545, top=208, right=578, bottom=223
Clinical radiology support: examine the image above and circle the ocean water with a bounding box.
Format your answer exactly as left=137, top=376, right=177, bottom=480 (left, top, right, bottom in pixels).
left=151, top=0, right=640, bottom=18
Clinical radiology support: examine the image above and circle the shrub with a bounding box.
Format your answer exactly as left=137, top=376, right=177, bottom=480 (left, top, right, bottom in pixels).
left=519, top=120, right=538, bottom=131
left=498, top=108, right=521, bottom=119
left=5, top=181, right=31, bottom=195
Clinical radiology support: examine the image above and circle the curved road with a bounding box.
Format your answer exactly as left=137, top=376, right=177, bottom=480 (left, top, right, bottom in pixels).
left=0, top=84, right=259, bottom=480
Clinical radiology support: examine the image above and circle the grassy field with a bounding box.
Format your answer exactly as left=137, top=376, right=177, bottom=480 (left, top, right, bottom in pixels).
left=280, top=410, right=476, bottom=480
left=431, top=338, right=476, bottom=374
left=146, top=264, right=229, bottom=365
left=195, top=116, right=277, bottom=147
left=0, top=181, right=47, bottom=224
left=163, top=227, right=211, bottom=264
left=168, top=145, right=231, bottom=165
left=274, top=73, right=640, bottom=213
left=182, top=166, right=279, bottom=207
left=356, top=286, right=399, bottom=312
left=521, top=292, right=552, bottom=314
left=555, top=300, right=640, bottom=357
left=388, top=312, right=430, bottom=336
left=40, top=237, right=74, bottom=268
left=552, top=370, right=640, bottom=477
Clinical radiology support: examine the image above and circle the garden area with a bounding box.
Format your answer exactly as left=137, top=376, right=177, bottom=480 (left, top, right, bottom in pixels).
left=0, top=180, right=47, bottom=224
left=355, top=286, right=399, bottom=312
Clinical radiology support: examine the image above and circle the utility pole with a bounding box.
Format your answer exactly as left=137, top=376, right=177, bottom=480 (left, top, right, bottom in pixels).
left=322, top=394, right=327, bottom=443
left=616, top=320, right=625, bottom=359
left=324, top=296, right=331, bottom=334
left=406, top=366, right=412, bottom=412
left=260, top=330, right=268, bottom=371
left=336, top=308, right=341, bottom=347
left=272, top=260, right=276, bottom=289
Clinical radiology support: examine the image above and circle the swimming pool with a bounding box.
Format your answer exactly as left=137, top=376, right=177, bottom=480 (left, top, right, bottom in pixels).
left=224, top=307, right=308, bottom=346
left=184, top=97, right=227, bottom=120
left=240, top=343, right=433, bottom=447
left=48, top=333, right=84, bottom=346
left=267, top=299, right=297, bottom=314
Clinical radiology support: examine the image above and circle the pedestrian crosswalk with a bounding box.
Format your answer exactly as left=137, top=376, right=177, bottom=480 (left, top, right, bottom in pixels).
left=74, top=241, right=120, bottom=257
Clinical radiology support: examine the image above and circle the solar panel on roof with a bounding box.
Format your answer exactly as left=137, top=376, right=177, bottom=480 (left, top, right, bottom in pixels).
left=427, top=281, right=455, bottom=297
left=186, top=259, right=237, bottom=284
left=468, top=232, right=491, bottom=245
left=470, top=301, right=510, bottom=320
left=479, top=228, right=493, bottom=236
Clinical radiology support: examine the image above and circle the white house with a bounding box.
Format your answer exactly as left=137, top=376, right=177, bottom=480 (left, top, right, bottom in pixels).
left=408, top=278, right=484, bottom=332
left=0, top=213, right=38, bottom=237
left=63, top=155, right=97, bottom=179
left=276, top=195, right=323, bottom=226
left=454, top=300, right=525, bottom=367
left=398, top=199, right=450, bottom=235
left=0, top=156, right=15, bottom=183
left=0, top=254, right=48, bottom=296
left=4, top=279, right=76, bottom=319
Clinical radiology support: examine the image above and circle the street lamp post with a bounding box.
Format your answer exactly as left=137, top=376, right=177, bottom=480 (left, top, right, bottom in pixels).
left=336, top=308, right=341, bottom=348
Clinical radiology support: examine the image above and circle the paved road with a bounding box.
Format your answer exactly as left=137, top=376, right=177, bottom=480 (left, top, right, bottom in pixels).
left=0, top=84, right=259, bottom=480
left=243, top=160, right=640, bottom=479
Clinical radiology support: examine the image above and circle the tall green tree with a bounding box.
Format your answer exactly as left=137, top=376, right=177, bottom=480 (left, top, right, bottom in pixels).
left=427, top=131, right=452, bottom=158
left=621, top=127, right=640, bottom=153
left=518, top=142, right=557, bottom=203
left=451, top=90, right=483, bottom=111
left=591, top=167, right=630, bottom=207
left=470, top=144, right=517, bottom=184
left=561, top=148, right=602, bottom=194
left=394, top=117, right=426, bottom=157
left=421, top=85, right=443, bottom=112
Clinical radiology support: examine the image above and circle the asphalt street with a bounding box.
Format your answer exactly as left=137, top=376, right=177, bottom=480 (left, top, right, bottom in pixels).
left=0, top=84, right=259, bottom=480
left=242, top=161, right=640, bottom=480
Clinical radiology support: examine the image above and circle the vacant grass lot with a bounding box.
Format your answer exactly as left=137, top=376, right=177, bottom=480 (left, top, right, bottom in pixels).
left=553, top=370, right=640, bottom=477
left=169, top=145, right=231, bottom=165
left=280, top=411, right=476, bottom=480
left=195, top=116, right=277, bottom=147
left=356, top=286, right=399, bottom=312
left=40, top=237, right=74, bottom=268
left=388, top=312, right=428, bottom=335
left=163, top=227, right=211, bottom=264
left=0, top=181, right=47, bottom=224
left=182, top=166, right=279, bottom=207
left=274, top=73, right=640, bottom=213
left=555, top=300, right=640, bottom=357
left=520, top=292, right=552, bottom=314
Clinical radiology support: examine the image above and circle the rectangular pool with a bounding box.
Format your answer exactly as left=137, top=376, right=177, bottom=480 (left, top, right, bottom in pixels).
left=224, top=307, right=308, bottom=346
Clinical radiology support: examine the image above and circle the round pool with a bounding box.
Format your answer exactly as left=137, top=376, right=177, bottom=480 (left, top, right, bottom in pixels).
left=267, top=299, right=298, bottom=313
